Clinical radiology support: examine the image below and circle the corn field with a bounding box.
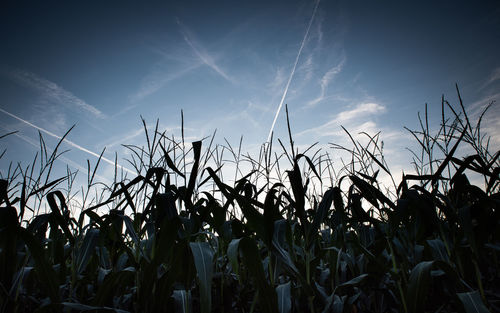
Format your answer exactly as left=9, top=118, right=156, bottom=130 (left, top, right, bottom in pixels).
left=1, top=89, right=499, bottom=312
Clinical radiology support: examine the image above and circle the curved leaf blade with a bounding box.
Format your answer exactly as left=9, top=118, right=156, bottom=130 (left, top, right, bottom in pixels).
left=239, top=237, right=278, bottom=313
left=77, top=228, right=100, bottom=274
left=228, top=238, right=242, bottom=279
left=276, top=281, right=291, bottom=313
left=190, top=242, right=214, bottom=313
left=406, top=261, right=433, bottom=313
left=456, top=290, right=490, bottom=313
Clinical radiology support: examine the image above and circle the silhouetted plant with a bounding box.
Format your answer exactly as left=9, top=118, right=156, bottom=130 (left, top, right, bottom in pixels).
left=0, top=89, right=498, bottom=312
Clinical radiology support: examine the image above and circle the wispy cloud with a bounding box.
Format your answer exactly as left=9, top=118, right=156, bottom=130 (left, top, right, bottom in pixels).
left=306, top=55, right=346, bottom=107
left=0, top=108, right=134, bottom=175
left=126, top=19, right=235, bottom=107
left=489, top=67, right=500, bottom=84
left=294, top=11, right=326, bottom=85
left=336, top=102, right=385, bottom=121
left=298, top=54, right=315, bottom=83
left=267, top=67, right=287, bottom=92
left=247, top=100, right=272, bottom=113
left=101, top=126, right=147, bottom=149
left=127, top=62, right=200, bottom=106
left=469, top=91, right=500, bottom=112
left=468, top=91, right=500, bottom=147
left=296, top=102, right=386, bottom=138
left=5, top=69, right=105, bottom=119
left=480, top=67, right=500, bottom=90
left=176, top=18, right=234, bottom=84
left=467, top=68, right=500, bottom=146
left=225, top=102, right=263, bottom=129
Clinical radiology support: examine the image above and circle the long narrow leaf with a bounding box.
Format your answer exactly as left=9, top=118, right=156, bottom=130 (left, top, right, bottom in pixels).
left=239, top=237, right=278, bottom=313
left=406, top=261, right=433, bottom=313
left=76, top=228, right=100, bottom=274
left=172, top=289, right=192, bottom=313
left=456, top=290, right=490, bottom=313
left=228, top=238, right=242, bottom=279
left=190, top=242, right=214, bottom=313
left=19, top=228, right=60, bottom=303
left=276, top=282, right=291, bottom=313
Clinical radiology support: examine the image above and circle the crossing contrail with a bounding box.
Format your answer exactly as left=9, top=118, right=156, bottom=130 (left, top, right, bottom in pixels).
left=0, top=107, right=136, bottom=175
left=267, top=0, right=320, bottom=143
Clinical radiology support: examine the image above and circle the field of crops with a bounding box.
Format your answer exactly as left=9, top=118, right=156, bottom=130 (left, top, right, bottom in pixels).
left=1, top=91, right=499, bottom=312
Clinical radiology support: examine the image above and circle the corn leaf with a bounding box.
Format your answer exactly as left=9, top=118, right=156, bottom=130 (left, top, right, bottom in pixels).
left=172, top=289, right=192, bottom=313
left=76, top=228, right=100, bottom=274
left=426, top=239, right=449, bottom=263
left=406, top=261, right=433, bottom=313
left=228, top=238, right=242, bottom=279
left=456, top=290, right=490, bottom=313
left=239, top=237, right=278, bottom=313
left=18, top=228, right=60, bottom=303
left=189, top=242, right=214, bottom=313
left=276, top=281, right=291, bottom=313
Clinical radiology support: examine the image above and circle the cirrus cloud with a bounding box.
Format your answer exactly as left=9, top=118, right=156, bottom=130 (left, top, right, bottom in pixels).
left=296, top=102, right=386, bottom=138
left=4, top=69, right=105, bottom=119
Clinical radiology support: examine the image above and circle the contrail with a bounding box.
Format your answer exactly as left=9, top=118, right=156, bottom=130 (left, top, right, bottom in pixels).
left=0, top=107, right=135, bottom=175
left=267, top=0, right=320, bottom=143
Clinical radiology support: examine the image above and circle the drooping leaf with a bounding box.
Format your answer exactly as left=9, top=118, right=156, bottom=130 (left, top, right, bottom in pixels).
left=309, top=188, right=334, bottom=247
left=431, top=126, right=468, bottom=188
left=234, top=194, right=267, bottom=242
left=456, top=290, right=490, bottom=313
left=457, top=204, right=478, bottom=256
left=18, top=228, right=60, bottom=303
left=406, top=261, right=433, bottom=313
left=287, top=161, right=307, bottom=232
left=271, top=220, right=301, bottom=280
left=332, top=295, right=344, bottom=313
left=121, top=214, right=149, bottom=262
left=331, top=186, right=346, bottom=226
left=426, top=238, right=450, bottom=263
left=228, top=238, right=242, bottom=279
left=350, top=175, right=395, bottom=210
left=161, top=144, right=186, bottom=179
left=93, top=267, right=135, bottom=306
left=366, top=149, right=392, bottom=176
left=27, top=176, right=67, bottom=198
left=46, top=190, right=74, bottom=244
left=154, top=191, right=178, bottom=228
left=172, top=289, right=192, bottom=313
left=107, top=175, right=144, bottom=200
left=263, top=184, right=284, bottom=245
left=322, top=294, right=344, bottom=313
left=189, top=242, right=214, bottom=313
left=276, top=281, right=291, bottom=313
left=239, top=237, right=278, bottom=313
left=119, top=181, right=137, bottom=214
left=296, top=153, right=321, bottom=182
left=342, top=272, right=369, bottom=287
left=76, top=228, right=100, bottom=274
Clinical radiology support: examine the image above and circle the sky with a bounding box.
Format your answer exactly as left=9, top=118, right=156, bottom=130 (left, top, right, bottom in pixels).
left=1, top=0, right=499, bottom=195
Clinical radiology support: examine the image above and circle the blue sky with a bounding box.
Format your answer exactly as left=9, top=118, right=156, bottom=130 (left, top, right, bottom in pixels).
left=1, top=0, right=499, bottom=190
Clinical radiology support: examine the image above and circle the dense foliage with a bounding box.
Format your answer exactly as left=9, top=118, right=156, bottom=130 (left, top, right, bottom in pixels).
left=1, top=90, right=499, bottom=312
